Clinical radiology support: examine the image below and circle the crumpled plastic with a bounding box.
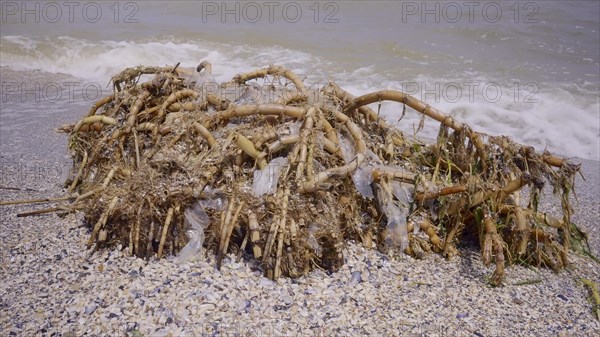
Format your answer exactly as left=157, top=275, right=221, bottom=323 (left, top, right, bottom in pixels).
left=252, top=157, right=288, bottom=197
left=174, top=190, right=227, bottom=263
left=306, top=224, right=323, bottom=257
left=174, top=204, right=208, bottom=263
left=383, top=201, right=410, bottom=251
left=338, top=131, right=382, bottom=198
left=390, top=180, right=417, bottom=234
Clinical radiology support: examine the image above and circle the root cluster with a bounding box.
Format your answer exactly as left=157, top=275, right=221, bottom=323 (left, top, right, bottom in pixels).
left=50, top=62, right=592, bottom=285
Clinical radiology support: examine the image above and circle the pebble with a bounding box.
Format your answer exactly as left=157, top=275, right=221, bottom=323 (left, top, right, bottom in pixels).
left=204, top=292, right=218, bottom=303
left=259, top=277, right=275, bottom=287
left=281, top=295, right=293, bottom=305
left=360, top=269, right=371, bottom=281
left=84, top=304, right=97, bottom=315
left=235, top=300, right=248, bottom=312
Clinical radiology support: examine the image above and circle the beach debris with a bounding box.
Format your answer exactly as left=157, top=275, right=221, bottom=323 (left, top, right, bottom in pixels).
left=4, top=62, right=594, bottom=286
left=582, top=278, right=600, bottom=320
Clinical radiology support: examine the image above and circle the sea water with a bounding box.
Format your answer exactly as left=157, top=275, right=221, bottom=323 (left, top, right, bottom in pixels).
left=1, top=1, right=598, bottom=161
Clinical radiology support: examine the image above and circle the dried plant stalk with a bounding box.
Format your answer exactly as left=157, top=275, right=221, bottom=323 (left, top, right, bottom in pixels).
left=222, top=201, right=244, bottom=265
left=157, top=207, right=175, bottom=258
left=482, top=215, right=506, bottom=286
left=193, top=122, right=217, bottom=148
left=5, top=61, right=589, bottom=287
left=512, top=207, right=530, bottom=257
left=86, top=95, right=115, bottom=117
left=232, top=65, right=307, bottom=94
left=73, top=115, right=117, bottom=133
left=87, top=196, right=119, bottom=249
left=68, top=151, right=88, bottom=192
left=233, top=133, right=267, bottom=169
left=218, top=104, right=304, bottom=121
left=248, top=212, right=262, bottom=259
left=419, top=218, right=442, bottom=251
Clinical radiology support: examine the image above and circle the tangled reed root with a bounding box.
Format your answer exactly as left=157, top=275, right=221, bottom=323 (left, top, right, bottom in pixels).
left=29, top=61, right=594, bottom=285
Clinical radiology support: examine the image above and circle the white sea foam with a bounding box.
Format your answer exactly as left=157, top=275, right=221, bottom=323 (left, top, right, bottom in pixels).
left=1, top=35, right=598, bottom=160
left=0, top=35, right=321, bottom=83
left=333, top=71, right=600, bottom=161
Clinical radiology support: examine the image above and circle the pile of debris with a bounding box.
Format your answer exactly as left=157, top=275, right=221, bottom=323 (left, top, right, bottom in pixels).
left=30, top=62, right=594, bottom=285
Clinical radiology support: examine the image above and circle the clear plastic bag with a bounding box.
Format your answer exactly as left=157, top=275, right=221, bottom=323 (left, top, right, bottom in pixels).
left=339, top=131, right=382, bottom=198
left=306, top=224, right=323, bottom=257
left=384, top=202, right=409, bottom=250
left=252, top=157, right=288, bottom=196
left=352, top=166, right=374, bottom=198
left=174, top=191, right=227, bottom=264
left=174, top=203, right=208, bottom=263
left=390, top=180, right=419, bottom=234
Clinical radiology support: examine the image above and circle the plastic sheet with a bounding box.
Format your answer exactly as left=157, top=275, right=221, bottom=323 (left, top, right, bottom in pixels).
left=252, top=157, right=288, bottom=196
left=288, top=120, right=302, bottom=136
left=352, top=166, right=374, bottom=198
left=174, top=203, right=209, bottom=263
left=175, top=190, right=227, bottom=263
left=383, top=202, right=409, bottom=250
left=352, top=150, right=381, bottom=198
left=198, top=187, right=228, bottom=211
left=390, top=180, right=416, bottom=233
left=338, top=132, right=382, bottom=198
left=338, top=130, right=355, bottom=163
left=306, top=224, right=323, bottom=257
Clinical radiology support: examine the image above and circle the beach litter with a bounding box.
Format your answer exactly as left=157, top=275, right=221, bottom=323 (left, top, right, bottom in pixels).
left=3, top=61, right=595, bottom=286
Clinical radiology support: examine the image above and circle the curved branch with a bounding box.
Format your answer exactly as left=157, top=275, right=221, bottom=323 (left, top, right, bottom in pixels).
left=344, top=90, right=465, bottom=132
left=233, top=65, right=306, bottom=94
left=217, top=104, right=305, bottom=121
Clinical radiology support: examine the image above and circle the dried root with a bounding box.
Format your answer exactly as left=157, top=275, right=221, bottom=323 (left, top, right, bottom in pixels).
left=6, top=61, right=593, bottom=286
left=481, top=214, right=506, bottom=286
